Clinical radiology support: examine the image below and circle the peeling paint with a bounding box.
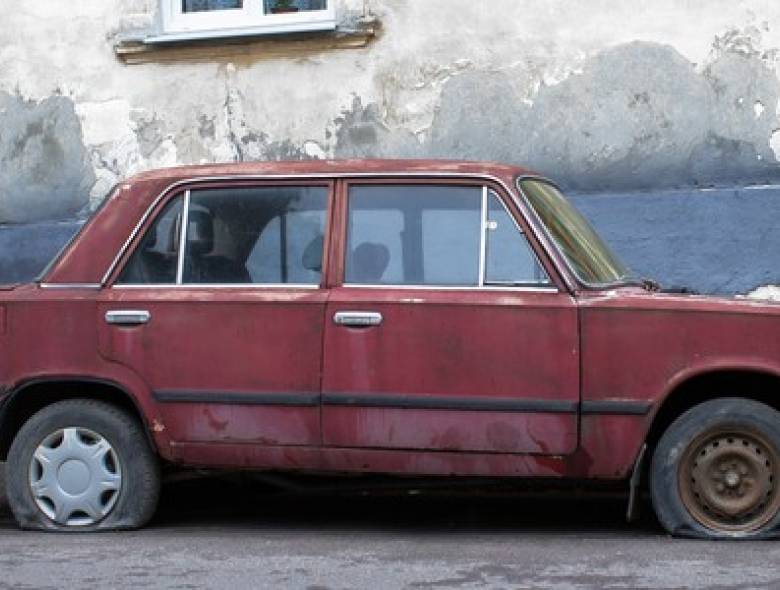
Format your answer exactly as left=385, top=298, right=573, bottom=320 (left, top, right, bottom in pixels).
left=334, top=96, right=420, bottom=159
left=748, top=285, right=780, bottom=302
left=429, top=42, right=780, bottom=191
left=0, top=92, right=94, bottom=223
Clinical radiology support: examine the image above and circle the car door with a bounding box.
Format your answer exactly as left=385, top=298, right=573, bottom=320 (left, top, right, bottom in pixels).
left=322, top=180, right=579, bottom=455
left=98, top=181, right=332, bottom=449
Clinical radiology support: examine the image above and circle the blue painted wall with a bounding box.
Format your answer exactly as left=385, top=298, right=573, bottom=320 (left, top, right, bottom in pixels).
left=0, top=222, right=82, bottom=284
left=571, top=187, right=780, bottom=295
left=1, top=186, right=778, bottom=295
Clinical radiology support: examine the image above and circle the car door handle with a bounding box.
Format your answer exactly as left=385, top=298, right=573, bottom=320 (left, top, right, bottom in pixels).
left=333, top=311, right=383, bottom=327
left=105, top=310, right=151, bottom=326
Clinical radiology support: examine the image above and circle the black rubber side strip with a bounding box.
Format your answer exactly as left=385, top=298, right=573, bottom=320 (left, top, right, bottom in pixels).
left=581, top=400, right=653, bottom=416
left=322, top=393, right=579, bottom=414
left=153, top=391, right=651, bottom=416
left=153, top=390, right=320, bottom=407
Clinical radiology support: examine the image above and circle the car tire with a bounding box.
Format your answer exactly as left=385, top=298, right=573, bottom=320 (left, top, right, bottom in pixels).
left=651, top=398, right=780, bottom=539
left=6, top=399, right=160, bottom=531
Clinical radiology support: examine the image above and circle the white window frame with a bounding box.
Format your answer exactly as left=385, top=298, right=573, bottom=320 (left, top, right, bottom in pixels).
left=153, top=0, right=336, bottom=43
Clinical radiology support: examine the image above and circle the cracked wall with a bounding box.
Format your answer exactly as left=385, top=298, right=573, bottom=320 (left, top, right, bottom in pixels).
left=1, top=0, right=780, bottom=293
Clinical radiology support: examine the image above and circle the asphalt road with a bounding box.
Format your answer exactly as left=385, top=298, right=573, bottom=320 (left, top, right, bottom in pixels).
left=0, top=471, right=779, bottom=590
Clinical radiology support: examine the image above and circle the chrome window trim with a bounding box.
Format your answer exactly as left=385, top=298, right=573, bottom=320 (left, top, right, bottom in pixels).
left=39, top=283, right=103, bottom=290
left=340, top=284, right=560, bottom=294
left=176, top=190, right=191, bottom=285
left=478, top=186, right=488, bottom=288
left=97, top=172, right=574, bottom=291
left=111, top=283, right=321, bottom=290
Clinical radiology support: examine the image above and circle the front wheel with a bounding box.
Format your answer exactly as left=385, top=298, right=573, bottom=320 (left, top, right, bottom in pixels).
left=6, top=399, right=160, bottom=531
left=651, top=398, right=780, bottom=539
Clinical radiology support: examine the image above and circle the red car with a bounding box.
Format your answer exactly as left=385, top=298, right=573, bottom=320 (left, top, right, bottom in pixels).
left=2, top=160, right=779, bottom=539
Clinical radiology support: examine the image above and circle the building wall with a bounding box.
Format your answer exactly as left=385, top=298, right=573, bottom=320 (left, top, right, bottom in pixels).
left=1, top=0, right=779, bottom=294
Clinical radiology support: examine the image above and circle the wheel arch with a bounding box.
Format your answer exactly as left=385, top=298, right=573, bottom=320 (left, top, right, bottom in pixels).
left=0, top=376, right=159, bottom=461
left=644, top=366, right=780, bottom=458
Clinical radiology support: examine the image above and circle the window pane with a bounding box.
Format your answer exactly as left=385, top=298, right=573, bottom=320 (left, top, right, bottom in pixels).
left=264, top=0, right=327, bottom=14
left=117, top=196, right=183, bottom=285
left=346, top=186, right=481, bottom=286
left=485, top=193, right=551, bottom=286
left=182, top=0, right=242, bottom=13
left=183, top=186, right=328, bottom=285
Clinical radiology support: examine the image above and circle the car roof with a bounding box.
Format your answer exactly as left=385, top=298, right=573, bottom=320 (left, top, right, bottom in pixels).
left=127, top=159, right=537, bottom=184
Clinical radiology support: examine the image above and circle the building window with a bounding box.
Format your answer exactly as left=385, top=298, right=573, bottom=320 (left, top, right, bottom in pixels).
left=158, top=0, right=336, bottom=41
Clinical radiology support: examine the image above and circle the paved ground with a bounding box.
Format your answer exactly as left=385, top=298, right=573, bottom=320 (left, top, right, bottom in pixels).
left=0, top=472, right=779, bottom=589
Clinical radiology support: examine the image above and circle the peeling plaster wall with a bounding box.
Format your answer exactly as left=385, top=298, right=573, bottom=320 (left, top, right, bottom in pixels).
left=1, top=0, right=780, bottom=292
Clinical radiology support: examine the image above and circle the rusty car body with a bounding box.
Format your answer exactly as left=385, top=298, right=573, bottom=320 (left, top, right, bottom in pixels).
left=1, top=159, right=780, bottom=538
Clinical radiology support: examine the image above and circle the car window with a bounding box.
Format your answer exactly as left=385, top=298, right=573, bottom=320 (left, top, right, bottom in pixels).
left=485, top=192, right=551, bottom=286
left=345, top=185, right=551, bottom=288
left=117, top=186, right=328, bottom=286
left=346, top=185, right=482, bottom=286
left=117, top=196, right=184, bottom=285
left=519, top=179, right=630, bottom=286
left=182, top=186, right=328, bottom=285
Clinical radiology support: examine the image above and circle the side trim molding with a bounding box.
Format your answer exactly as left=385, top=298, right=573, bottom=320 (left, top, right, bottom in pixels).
left=152, top=391, right=653, bottom=416
left=581, top=400, right=653, bottom=416
left=322, top=393, right=579, bottom=414
left=153, top=390, right=320, bottom=407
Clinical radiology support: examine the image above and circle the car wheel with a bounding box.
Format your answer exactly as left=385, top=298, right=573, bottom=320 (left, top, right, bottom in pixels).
left=6, top=399, right=160, bottom=531
left=651, top=398, right=780, bottom=539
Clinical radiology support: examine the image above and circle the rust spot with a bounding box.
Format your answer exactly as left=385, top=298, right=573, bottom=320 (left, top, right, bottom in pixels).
left=203, top=407, right=228, bottom=433
left=486, top=422, right=524, bottom=452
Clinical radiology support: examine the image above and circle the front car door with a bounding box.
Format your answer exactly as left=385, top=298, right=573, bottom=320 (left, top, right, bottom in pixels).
left=98, top=181, right=332, bottom=455
left=322, top=180, right=579, bottom=456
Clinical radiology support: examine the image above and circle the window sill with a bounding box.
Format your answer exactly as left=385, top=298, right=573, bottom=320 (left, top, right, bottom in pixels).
left=145, top=20, right=336, bottom=44
left=114, top=21, right=376, bottom=65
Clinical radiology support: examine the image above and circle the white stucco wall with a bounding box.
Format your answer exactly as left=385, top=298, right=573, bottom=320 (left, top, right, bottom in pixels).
left=2, top=1, right=780, bottom=211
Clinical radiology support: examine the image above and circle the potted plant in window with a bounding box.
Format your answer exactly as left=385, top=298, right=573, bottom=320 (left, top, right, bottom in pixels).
left=270, top=0, right=299, bottom=14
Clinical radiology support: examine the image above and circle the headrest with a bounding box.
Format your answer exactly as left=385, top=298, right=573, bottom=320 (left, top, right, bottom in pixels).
left=352, top=242, right=390, bottom=282
left=143, top=222, right=158, bottom=250
left=186, top=209, right=214, bottom=257
left=302, top=235, right=324, bottom=272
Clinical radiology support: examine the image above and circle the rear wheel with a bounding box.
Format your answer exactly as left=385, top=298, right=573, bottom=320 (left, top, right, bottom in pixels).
left=6, top=399, right=160, bottom=531
left=651, top=398, right=780, bottom=539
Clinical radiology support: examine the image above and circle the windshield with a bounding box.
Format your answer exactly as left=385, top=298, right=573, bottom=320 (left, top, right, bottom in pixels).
left=518, top=179, right=631, bottom=286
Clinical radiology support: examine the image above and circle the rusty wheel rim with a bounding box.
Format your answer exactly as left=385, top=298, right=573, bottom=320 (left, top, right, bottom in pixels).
left=679, top=428, right=780, bottom=533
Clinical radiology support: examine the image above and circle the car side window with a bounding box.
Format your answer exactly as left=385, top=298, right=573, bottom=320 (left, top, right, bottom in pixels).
left=117, top=186, right=328, bottom=286
left=183, top=186, right=328, bottom=285
left=485, top=191, right=551, bottom=287
left=346, top=185, right=481, bottom=286
left=345, top=185, right=551, bottom=288
left=117, top=196, right=183, bottom=285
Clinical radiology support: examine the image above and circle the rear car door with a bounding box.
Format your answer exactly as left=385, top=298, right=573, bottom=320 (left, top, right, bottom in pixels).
left=98, top=181, right=332, bottom=449
left=322, top=180, right=579, bottom=455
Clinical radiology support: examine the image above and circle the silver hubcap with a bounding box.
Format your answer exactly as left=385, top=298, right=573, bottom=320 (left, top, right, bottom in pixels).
left=29, top=427, right=122, bottom=527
